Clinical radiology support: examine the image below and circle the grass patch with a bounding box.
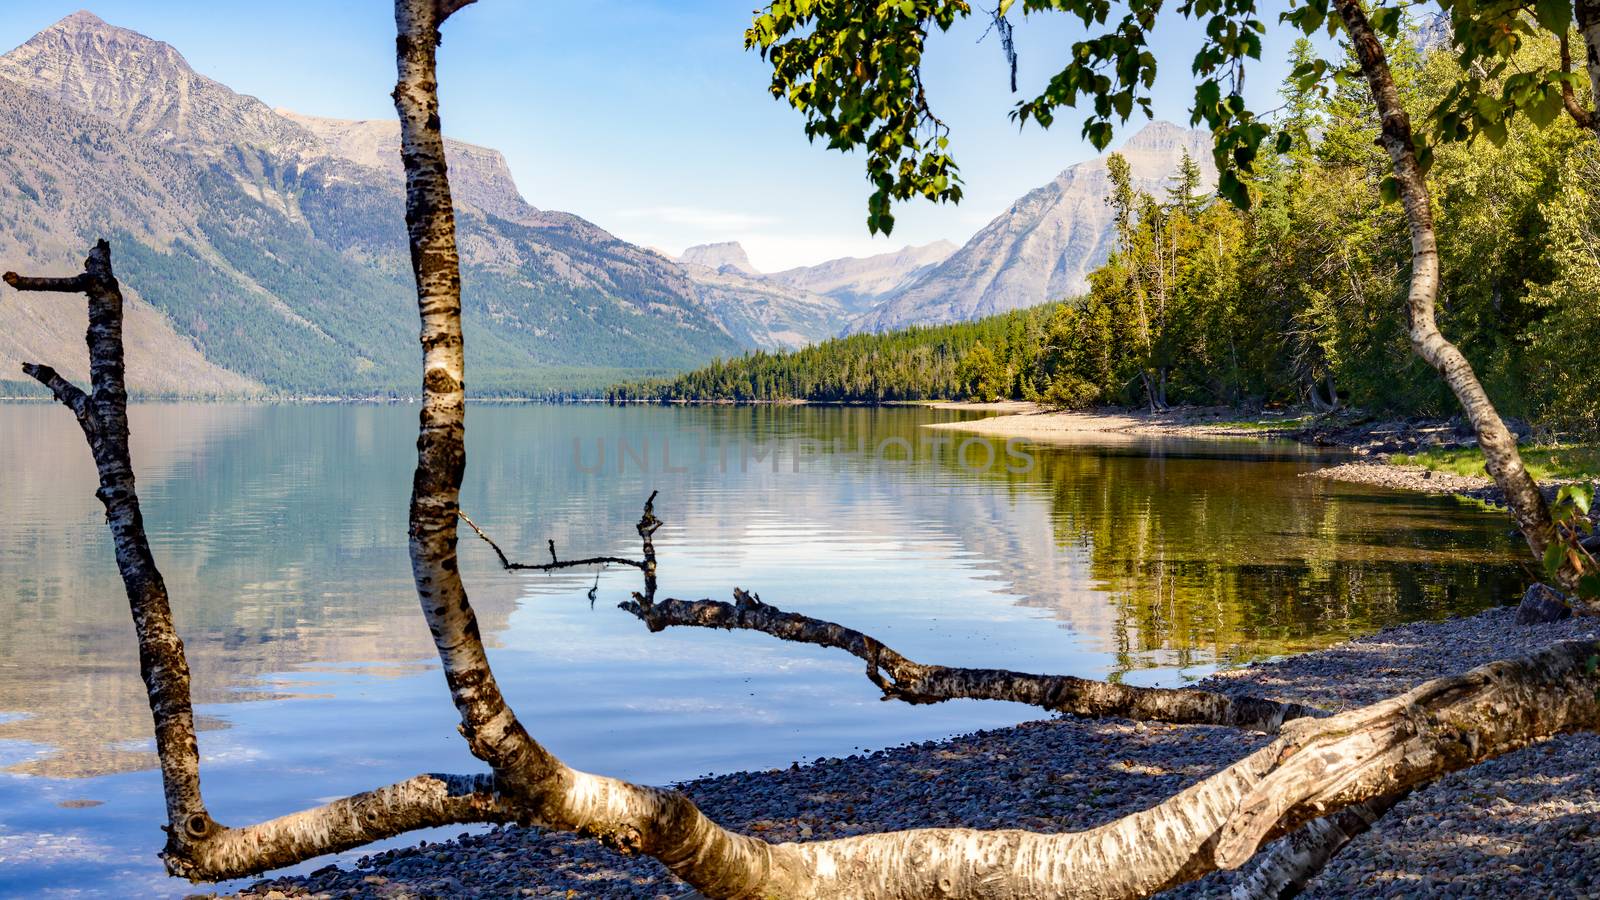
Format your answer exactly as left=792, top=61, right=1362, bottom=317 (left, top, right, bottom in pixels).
left=1391, top=444, right=1600, bottom=481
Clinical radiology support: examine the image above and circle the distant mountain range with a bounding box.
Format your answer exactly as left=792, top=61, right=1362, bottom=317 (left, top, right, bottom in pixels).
left=0, top=12, right=1215, bottom=395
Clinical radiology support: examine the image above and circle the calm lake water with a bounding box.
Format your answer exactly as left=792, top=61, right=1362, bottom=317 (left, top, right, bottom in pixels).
left=0, top=403, right=1526, bottom=896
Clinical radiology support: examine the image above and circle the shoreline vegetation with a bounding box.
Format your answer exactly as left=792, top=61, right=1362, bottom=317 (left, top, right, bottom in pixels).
left=240, top=607, right=1600, bottom=899
left=924, top=401, right=1600, bottom=505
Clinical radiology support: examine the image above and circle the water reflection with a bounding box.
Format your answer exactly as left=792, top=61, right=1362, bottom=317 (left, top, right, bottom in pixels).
left=0, top=402, right=1533, bottom=895
left=0, top=404, right=521, bottom=780
left=0, top=404, right=1526, bottom=782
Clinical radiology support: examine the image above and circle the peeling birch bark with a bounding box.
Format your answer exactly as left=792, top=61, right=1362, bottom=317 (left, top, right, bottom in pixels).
left=1333, top=0, right=1563, bottom=580
left=1578, top=0, right=1600, bottom=128
left=622, top=590, right=1319, bottom=733
left=1229, top=794, right=1403, bottom=899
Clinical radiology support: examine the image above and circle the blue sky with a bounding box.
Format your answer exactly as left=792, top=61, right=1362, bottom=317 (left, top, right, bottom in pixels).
left=2, top=1, right=1312, bottom=270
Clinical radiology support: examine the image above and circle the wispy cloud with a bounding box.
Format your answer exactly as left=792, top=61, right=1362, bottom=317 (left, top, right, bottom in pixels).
left=613, top=205, right=779, bottom=230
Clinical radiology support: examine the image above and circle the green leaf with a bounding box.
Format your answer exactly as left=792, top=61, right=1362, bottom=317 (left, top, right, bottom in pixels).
left=1534, top=0, right=1572, bottom=33
left=1545, top=541, right=1567, bottom=580
left=1378, top=175, right=1400, bottom=205
left=998, top=0, right=1016, bottom=15
left=1218, top=168, right=1250, bottom=210
left=1565, top=483, right=1594, bottom=516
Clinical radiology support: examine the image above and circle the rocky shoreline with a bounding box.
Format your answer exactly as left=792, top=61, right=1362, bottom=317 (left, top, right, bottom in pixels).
left=236, top=608, right=1600, bottom=900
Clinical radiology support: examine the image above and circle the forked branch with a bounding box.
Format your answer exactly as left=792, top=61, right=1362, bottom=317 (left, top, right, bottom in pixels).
left=459, top=510, right=648, bottom=572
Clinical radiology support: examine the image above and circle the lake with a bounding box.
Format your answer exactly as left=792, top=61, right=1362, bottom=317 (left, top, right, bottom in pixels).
left=0, top=403, right=1526, bottom=896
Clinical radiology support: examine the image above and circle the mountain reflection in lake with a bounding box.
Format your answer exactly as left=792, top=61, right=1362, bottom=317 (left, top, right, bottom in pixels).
left=0, top=403, right=1524, bottom=895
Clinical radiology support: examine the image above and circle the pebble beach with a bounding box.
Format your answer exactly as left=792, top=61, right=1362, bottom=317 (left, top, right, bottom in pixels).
left=237, top=607, right=1600, bottom=899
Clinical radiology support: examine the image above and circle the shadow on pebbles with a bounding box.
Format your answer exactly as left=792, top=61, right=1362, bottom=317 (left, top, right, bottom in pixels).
left=234, top=608, right=1600, bottom=899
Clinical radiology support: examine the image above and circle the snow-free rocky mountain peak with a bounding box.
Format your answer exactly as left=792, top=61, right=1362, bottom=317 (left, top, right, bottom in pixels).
left=853, top=121, right=1217, bottom=332
left=679, top=241, right=759, bottom=275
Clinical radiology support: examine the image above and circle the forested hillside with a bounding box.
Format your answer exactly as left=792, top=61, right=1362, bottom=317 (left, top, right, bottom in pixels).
left=606, top=303, right=1065, bottom=403
left=613, top=31, right=1600, bottom=434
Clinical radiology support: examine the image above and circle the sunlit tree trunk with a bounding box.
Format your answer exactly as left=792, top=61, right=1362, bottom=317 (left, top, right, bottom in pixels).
left=1333, top=0, right=1564, bottom=582
left=1578, top=0, right=1600, bottom=126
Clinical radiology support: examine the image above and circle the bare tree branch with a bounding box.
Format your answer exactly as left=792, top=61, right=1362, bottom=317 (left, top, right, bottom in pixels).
left=436, top=0, right=478, bottom=23
left=18, top=362, right=94, bottom=433
left=459, top=510, right=647, bottom=572
left=457, top=495, right=1316, bottom=732
left=621, top=589, right=1321, bottom=733
left=4, top=270, right=92, bottom=293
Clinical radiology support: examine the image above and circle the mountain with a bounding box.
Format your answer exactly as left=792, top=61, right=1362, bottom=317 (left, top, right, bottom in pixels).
left=0, top=11, right=305, bottom=152
left=768, top=241, right=956, bottom=315
left=0, top=12, right=746, bottom=396
left=278, top=109, right=536, bottom=224
left=679, top=241, right=757, bottom=275
left=677, top=265, right=847, bottom=350
left=853, top=121, right=1216, bottom=332
left=670, top=240, right=964, bottom=347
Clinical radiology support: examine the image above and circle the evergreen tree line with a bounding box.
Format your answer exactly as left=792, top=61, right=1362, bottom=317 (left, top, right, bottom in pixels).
left=612, top=30, right=1599, bottom=433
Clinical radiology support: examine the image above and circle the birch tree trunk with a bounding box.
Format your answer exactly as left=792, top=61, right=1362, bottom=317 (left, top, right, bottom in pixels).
left=1333, top=0, right=1560, bottom=575
left=4, top=243, right=212, bottom=860
left=1578, top=0, right=1600, bottom=124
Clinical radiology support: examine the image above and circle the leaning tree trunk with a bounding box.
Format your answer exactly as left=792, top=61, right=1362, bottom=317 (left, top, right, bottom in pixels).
left=1578, top=0, right=1600, bottom=125
left=1334, top=0, right=1562, bottom=577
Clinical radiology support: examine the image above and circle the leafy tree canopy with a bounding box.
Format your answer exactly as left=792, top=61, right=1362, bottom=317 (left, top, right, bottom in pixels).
left=746, top=0, right=1594, bottom=229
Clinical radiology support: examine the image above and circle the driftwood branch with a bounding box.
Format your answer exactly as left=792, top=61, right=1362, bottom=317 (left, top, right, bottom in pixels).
left=621, top=589, right=1320, bottom=734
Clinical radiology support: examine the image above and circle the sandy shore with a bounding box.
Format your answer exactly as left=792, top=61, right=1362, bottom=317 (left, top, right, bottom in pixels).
left=924, top=401, right=1289, bottom=439
left=238, top=607, right=1600, bottom=899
